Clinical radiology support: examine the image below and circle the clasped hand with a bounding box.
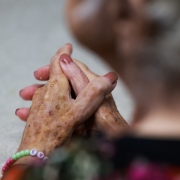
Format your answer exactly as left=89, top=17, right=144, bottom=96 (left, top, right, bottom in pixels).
left=16, top=44, right=128, bottom=156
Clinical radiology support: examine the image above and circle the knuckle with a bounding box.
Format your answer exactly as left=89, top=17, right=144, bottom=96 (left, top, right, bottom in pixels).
left=90, top=82, right=105, bottom=93
left=90, top=77, right=110, bottom=94
left=34, top=86, right=44, bottom=96
left=48, top=78, right=58, bottom=86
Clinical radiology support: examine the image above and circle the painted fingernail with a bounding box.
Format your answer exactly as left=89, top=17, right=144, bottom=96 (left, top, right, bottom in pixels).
left=15, top=109, right=20, bottom=115
left=60, top=54, right=72, bottom=64
left=104, top=72, right=118, bottom=84
left=34, top=71, right=37, bottom=76
left=19, top=90, right=23, bottom=96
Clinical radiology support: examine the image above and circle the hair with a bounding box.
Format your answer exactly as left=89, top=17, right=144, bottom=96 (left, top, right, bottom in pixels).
left=120, top=0, right=180, bottom=117
left=125, top=0, right=180, bottom=96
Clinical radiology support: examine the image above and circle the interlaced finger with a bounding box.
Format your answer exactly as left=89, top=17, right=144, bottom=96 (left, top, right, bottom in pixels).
left=60, top=54, right=89, bottom=95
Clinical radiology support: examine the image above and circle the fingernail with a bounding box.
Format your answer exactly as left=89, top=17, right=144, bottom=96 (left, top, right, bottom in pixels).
left=15, top=109, right=20, bottom=115
left=104, top=72, right=118, bottom=84
left=60, top=54, right=72, bottom=64
left=19, top=90, right=23, bottom=96
left=34, top=71, right=37, bottom=76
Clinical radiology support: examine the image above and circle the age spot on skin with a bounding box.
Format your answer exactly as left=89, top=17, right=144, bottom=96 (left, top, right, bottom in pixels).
left=55, top=105, right=60, bottom=110
left=49, top=110, right=53, bottom=116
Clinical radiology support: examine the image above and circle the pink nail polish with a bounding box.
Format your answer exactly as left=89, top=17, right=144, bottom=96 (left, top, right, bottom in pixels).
left=34, top=71, right=37, bottom=76
left=104, top=72, right=118, bottom=84
left=19, top=90, right=22, bottom=96
left=60, top=54, right=72, bottom=64
left=15, top=109, right=20, bottom=115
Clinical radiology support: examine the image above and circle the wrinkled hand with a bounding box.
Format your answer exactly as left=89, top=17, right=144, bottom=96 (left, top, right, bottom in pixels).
left=72, top=59, right=128, bottom=137
left=17, top=44, right=117, bottom=157
left=17, top=44, right=128, bottom=138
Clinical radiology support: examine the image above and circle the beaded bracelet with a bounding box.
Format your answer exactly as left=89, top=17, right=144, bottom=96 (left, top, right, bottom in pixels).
left=1, top=149, right=48, bottom=175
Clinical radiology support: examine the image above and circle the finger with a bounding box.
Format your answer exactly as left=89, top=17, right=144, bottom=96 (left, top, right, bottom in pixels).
left=34, top=44, right=73, bottom=81
left=51, top=43, right=73, bottom=63
left=72, top=72, right=118, bottom=126
left=60, top=54, right=89, bottom=95
left=73, top=59, right=99, bottom=81
left=15, top=108, right=30, bottom=121
left=57, top=43, right=73, bottom=55
left=34, top=65, right=50, bottom=81
left=33, top=59, right=95, bottom=82
left=19, top=84, right=44, bottom=100
left=48, top=55, right=70, bottom=97
left=28, top=45, right=73, bottom=122
left=94, top=94, right=129, bottom=138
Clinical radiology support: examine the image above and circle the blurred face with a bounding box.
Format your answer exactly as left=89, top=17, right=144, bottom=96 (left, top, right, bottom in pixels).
left=65, top=0, right=118, bottom=55
left=65, top=0, right=147, bottom=73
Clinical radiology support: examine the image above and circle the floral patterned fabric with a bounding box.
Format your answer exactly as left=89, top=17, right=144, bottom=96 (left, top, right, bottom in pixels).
left=7, top=136, right=180, bottom=180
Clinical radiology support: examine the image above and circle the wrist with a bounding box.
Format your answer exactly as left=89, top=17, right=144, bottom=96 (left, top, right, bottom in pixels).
left=13, top=148, right=48, bottom=166
left=13, top=156, right=43, bottom=166
left=1, top=148, right=48, bottom=175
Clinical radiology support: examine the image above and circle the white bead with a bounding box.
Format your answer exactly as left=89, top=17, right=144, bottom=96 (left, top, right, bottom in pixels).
left=30, top=149, right=37, bottom=156
left=43, top=157, right=48, bottom=161
left=37, top=152, right=45, bottom=159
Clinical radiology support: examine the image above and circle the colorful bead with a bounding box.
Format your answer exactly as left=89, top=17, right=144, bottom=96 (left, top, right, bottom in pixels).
left=10, top=158, right=14, bottom=163
left=2, top=167, right=6, bottom=172
left=6, top=159, right=10, bottom=164
left=12, top=154, right=17, bottom=160
left=20, top=151, right=25, bottom=157
left=16, top=152, right=21, bottom=159
left=30, top=149, right=37, bottom=156
left=37, top=152, right=45, bottom=159
left=2, top=149, right=47, bottom=176
left=1, top=157, right=15, bottom=174
left=25, top=150, right=30, bottom=156
left=6, top=160, right=11, bottom=165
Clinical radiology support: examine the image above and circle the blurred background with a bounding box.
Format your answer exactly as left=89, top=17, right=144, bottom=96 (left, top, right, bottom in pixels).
left=0, top=0, right=133, bottom=169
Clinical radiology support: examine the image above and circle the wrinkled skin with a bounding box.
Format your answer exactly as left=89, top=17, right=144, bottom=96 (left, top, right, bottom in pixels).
left=72, top=59, right=128, bottom=137
left=18, top=45, right=128, bottom=139
left=16, top=45, right=120, bottom=161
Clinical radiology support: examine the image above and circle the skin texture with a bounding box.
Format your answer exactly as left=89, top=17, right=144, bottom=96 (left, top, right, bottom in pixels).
left=73, top=59, right=128, bottom=137
left=3, top=1, right=180, bottom=178
left=15, top=45, right=119, bottom=168
left=17, top=46, right=128, bottom=139
left=2, top=1, right=180, bottom=179
left=14, top=0, right=180, bottom=162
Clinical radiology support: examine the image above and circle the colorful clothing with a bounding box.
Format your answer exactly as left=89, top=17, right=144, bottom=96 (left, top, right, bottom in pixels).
left=3, top=136, right=180, bottom=180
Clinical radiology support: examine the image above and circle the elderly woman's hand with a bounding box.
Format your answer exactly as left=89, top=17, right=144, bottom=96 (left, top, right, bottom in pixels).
left=15, top=44, right=117, bottom=166
left=17, top=44, right=128, bottom=138
left=72, top=59, right=129, bottom=137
